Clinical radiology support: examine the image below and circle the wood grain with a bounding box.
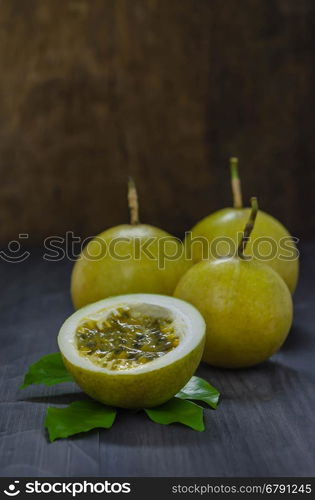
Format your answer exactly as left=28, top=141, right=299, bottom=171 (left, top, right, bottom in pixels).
left=0, top=244, right=314, bottom=477
left=0, top=0, right=314, bottom=244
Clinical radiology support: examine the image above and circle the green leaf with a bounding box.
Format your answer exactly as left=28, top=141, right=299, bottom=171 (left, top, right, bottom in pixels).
left=45, top=401, right=117, bottom=442
left=176, top=376, right=220, bottom=409
left=21, top=353, right=73, bottom=389
left=144, top=398, right=204, bottom=431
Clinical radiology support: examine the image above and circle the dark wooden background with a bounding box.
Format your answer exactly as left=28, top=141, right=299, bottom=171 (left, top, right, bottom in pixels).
left=0, top=0, right=314, bottom=244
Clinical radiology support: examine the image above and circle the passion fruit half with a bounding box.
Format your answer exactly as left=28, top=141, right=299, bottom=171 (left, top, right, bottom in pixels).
left=58, top=294, right=205, bottom=408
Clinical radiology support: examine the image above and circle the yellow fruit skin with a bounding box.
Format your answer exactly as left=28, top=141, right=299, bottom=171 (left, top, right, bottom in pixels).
left=62, top=339, right=204, bottom=408
left=174, top=258, right=293, bottom=369
left=185, top=208, right=299, bottom=294
left=71, top=224, right=191, bottom=309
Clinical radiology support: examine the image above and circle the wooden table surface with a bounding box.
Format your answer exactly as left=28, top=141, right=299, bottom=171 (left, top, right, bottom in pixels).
left=0, top=245, right=314, bottom=477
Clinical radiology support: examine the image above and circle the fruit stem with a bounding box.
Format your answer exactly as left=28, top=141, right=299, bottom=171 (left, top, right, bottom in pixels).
left=230, top=157, right=243, bottom=209
left=237, top=197, right=258, bottom=259
left=128, top=177, right=140, bottom=225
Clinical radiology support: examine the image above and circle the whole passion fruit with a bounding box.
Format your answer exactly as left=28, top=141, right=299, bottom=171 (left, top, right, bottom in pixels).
left=176, top=198, right=293, bottom=368
left=71, top=180, right=191, bottom=309
left=185, top=158, right=299, bottom=293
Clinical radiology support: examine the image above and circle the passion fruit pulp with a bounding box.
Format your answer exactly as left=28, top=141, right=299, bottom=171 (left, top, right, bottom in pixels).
left=75, top=305, right=180, bottom=371
left=58, top=294, right=206, bottom=408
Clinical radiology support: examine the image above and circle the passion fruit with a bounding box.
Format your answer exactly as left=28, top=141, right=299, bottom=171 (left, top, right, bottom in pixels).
left=175, top=198, right=293, bottom=368
left=58, top=294, right=206, bottom=408
left=71, top=180, right=191, bottom=309
left=185, top=158, right=299, bottom=293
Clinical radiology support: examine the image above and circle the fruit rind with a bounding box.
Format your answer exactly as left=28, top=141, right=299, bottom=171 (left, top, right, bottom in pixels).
left=186, top=208, right=299, bottom=294
left=71, top=224, right=192, bottom=309
left=175, top=258, right=293, bottom=369
left=62, top=343, right=203, bottom=408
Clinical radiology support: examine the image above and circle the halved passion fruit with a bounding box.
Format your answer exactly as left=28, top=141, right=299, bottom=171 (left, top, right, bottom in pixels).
left=58, top=294, right=205, bottom=408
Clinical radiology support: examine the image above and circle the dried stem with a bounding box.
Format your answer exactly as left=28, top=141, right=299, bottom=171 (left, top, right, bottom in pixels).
left=230, top=157, right=243, bottom=209
left=238, top=197, right=258, bottom=259
left=128, top=177, right=140, bottom=225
